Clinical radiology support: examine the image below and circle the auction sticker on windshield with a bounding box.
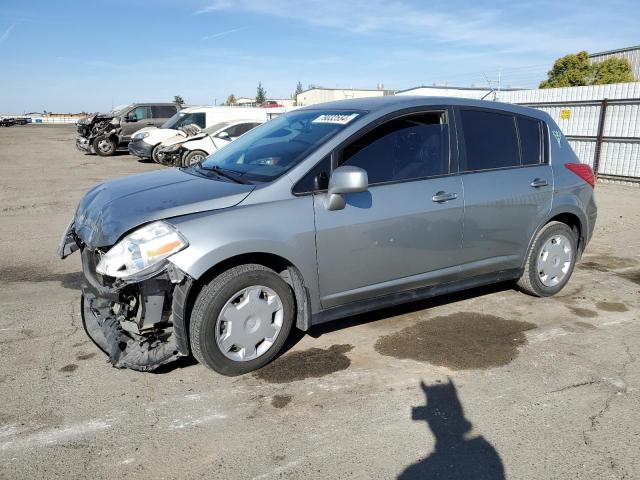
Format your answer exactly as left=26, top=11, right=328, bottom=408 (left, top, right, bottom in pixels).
left=312, top=113, right=359, bottom=124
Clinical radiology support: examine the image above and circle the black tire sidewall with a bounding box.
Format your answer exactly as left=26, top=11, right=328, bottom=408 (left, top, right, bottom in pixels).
left=526, top=223, right=577, bottom=296
left=193, top=268, right=295, bottom=375
left=183, top=150, right=207, bottom=167
left=93, top=136, right=116, bottom=156
left=151, top=144, right=161, bottom=163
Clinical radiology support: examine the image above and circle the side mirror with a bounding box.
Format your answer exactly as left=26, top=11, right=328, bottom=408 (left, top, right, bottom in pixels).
left=126, top=113, right=137, bottom=122
left=217, top=131, right=230, bottom=140
left=325, top=166, right=368, bottom=211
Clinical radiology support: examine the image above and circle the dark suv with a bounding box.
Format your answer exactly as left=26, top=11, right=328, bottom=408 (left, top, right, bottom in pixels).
left=76, top=103, right=179, bottom=156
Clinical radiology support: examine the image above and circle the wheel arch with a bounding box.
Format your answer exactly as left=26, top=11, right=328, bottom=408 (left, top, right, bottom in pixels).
left=523, top=205, right=587, bottom=269
left=172, top=251, right=312, bottom=356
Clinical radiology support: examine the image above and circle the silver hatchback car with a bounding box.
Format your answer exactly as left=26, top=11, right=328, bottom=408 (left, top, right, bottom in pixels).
left=60, top=96, right=597, bottom=375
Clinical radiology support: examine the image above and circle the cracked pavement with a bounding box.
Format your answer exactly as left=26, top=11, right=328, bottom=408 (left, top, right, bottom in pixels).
left=0, top=125, right=639, bottom=479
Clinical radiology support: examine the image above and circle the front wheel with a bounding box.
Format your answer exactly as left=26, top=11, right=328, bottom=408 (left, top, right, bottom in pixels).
left=517, top=221, right=578, bottom=297
left=151, top=144, right=162, bottom=163
left=182, top=149, right=208, bottom=167
left=93, top=136, right=117, bottom=157
left=189, top=264, right=295, bottom=376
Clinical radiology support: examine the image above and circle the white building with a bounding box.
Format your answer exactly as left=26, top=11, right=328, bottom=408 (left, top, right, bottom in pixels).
left=589, top=45, right=640, bottom=80
left=396, top=85, right=523, bottom=100
left=296, top=87, right=394, bottom=106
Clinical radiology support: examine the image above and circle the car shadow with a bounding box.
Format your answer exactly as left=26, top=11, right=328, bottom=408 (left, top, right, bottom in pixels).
left=398, top=379, right=505, bottom=479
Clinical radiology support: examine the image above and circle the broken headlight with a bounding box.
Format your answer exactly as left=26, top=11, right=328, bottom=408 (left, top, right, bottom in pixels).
left=96, top=221, right=188, bottom=279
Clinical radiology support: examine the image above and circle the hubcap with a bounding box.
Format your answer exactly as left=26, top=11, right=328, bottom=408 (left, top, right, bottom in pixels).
left=537, top=234, right=573, bottom=287
left=189, top=153, right=205, bottom=165
left=97, top=139, right=113, bottom=153
left=215, top=285, right=284, bottom=362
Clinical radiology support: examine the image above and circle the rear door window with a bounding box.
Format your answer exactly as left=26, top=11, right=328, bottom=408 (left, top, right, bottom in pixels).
left=340, top=112, right=450, bottom=184
left=459, top=109, right=519, bottom=172
left=152, top=105, right=178, bottom=118
left=516, top=116, right=543, bottom=166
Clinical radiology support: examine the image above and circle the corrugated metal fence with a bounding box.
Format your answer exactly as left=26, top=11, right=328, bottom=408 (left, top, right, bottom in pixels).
left=497, top=83, right=640, bottom=180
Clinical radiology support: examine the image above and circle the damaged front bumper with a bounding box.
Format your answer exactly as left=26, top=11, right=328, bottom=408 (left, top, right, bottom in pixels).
left=61, top=226, right=192, bottom=371
left=76, top=135, right=92, bottom=153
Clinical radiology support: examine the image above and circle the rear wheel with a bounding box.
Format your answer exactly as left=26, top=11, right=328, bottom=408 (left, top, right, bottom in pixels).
left=182, top=149, right=208, bottom=167
left=517, top=221, right=577, bottom=297
left=93, top=136, right=116, bottom=157
left=189, top=264, right=295, bottom=376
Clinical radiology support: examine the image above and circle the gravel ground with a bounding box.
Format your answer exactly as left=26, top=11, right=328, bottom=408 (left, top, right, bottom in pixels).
left=1, top=124, right=639, bottom=479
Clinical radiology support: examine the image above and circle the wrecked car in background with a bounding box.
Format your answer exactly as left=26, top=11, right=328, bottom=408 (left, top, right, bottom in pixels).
left=128, top=106, right=267, bottom=163
left=156, top=119, right=264, bottom=167
left=76, top=103, right=178, bottom=156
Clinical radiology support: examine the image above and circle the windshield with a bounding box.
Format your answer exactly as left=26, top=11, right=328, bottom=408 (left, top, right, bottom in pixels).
left=203, top=122, right=232, bottom=134
left=197, top=109, right=362, bottom=183
left=112, top=104, right=132, bottom=116
left=162, top=112, right=206, bottom=129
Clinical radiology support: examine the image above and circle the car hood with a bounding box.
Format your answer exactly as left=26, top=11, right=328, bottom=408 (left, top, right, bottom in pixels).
left=161, top=132, right=192, bottom=147
left=74, top=168, right=255, bottom=248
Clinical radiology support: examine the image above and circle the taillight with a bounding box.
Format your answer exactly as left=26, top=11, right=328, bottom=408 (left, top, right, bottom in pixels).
left=565, top=163, right=595, bottom=188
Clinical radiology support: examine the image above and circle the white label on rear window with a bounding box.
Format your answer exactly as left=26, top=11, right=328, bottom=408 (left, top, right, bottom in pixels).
left=312, top=113, right=359, bottom=125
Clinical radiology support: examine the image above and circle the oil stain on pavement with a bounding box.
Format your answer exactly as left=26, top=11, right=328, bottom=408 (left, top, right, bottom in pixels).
left=375, top=313, right=536, bottom=370
left=596, top=301, right=628, bottom=312
left=254, top=344, right=354, bottom=383
left=0, top=266, right=82, bottom=290
left=271, top=395, right=292, bottom=408
left=567, top=306, right=598, bottom=318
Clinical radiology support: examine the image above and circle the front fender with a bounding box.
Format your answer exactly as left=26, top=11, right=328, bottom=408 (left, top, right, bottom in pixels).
left=166, top=196, right=320, bottom=312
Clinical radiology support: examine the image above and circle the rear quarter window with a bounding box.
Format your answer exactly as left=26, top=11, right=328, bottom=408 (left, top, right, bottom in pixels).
left=459, top=109, right=520, bottom=172
left=516, top=116, right=543, bottom=166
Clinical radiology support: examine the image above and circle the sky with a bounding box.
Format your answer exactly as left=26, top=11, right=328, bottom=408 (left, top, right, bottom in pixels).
left=0, top=0, right=638, bottom=113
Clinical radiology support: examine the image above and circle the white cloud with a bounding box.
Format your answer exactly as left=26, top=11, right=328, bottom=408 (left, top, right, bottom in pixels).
left=202, top=26, right=247, bottom=40
left=193, top=0, right=615, bottom=54
left=0, top=23, right=16, bottom=45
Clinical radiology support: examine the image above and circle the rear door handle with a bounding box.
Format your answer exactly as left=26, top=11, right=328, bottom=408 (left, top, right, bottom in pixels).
left=432, top=191, right=457, bottom=203
left=530, top=178, right=548, bottom=188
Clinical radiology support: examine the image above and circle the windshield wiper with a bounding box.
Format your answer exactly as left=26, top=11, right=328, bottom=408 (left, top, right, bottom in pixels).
left=201, top=165, right=247, bottom=184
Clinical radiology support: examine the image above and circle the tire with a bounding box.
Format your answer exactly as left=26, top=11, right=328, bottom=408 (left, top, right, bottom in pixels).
left=517, top=221, right=578, bottom=297
left=182, top=149, right=208, bottom=167
left=93, top=136, right=117, bottom=157
left=151, top=144, right=162, bottom=163
left=189, top=264, right=295, bottom=376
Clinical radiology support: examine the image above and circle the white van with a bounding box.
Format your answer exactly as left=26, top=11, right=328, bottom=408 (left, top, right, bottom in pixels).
left=156, top=119, right=265, bottom=166
left=128, top=106, right=268, bottom=162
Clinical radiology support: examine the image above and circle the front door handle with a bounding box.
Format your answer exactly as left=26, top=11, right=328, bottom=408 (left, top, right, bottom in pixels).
left=432, top=191, right=457, bottom=203
left=530, top=178, right=548, bottom=188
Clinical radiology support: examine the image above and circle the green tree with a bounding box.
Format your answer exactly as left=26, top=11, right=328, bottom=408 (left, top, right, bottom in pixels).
left=539, top=51, right=594, bottom=88
left=293, top=81, right=304, bottom=106
left=593, top=57, right=635, bottom=84
left=255, top=82, right=267, bottom=104
left=174, top=95, right=185, bottom=106
left=225, top=94, right=237, bottom=106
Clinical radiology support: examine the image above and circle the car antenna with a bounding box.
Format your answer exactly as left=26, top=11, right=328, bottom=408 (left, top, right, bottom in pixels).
left=481, top=73, right=497, bottom=101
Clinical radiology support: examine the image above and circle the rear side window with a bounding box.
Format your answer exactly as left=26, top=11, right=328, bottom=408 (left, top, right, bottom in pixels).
left=152, top=105, right=178, bottom=118
left=459, top=109, right=519, bottom=172
left=340, top=112, right=449, bottom=184
left=517, top=116, right=542, bottom=165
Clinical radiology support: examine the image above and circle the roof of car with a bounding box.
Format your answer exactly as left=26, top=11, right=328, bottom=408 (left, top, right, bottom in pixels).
left=297, top=95, right=549, bottom=120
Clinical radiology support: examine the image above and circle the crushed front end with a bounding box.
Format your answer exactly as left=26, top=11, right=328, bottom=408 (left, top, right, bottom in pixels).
left=76, top=114, right=120, bottom=153
left=59, top=222, right=192, bottom=372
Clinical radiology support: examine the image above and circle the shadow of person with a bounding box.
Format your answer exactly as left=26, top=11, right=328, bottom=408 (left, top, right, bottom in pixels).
left=398, top=380, right=505, bottom=480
